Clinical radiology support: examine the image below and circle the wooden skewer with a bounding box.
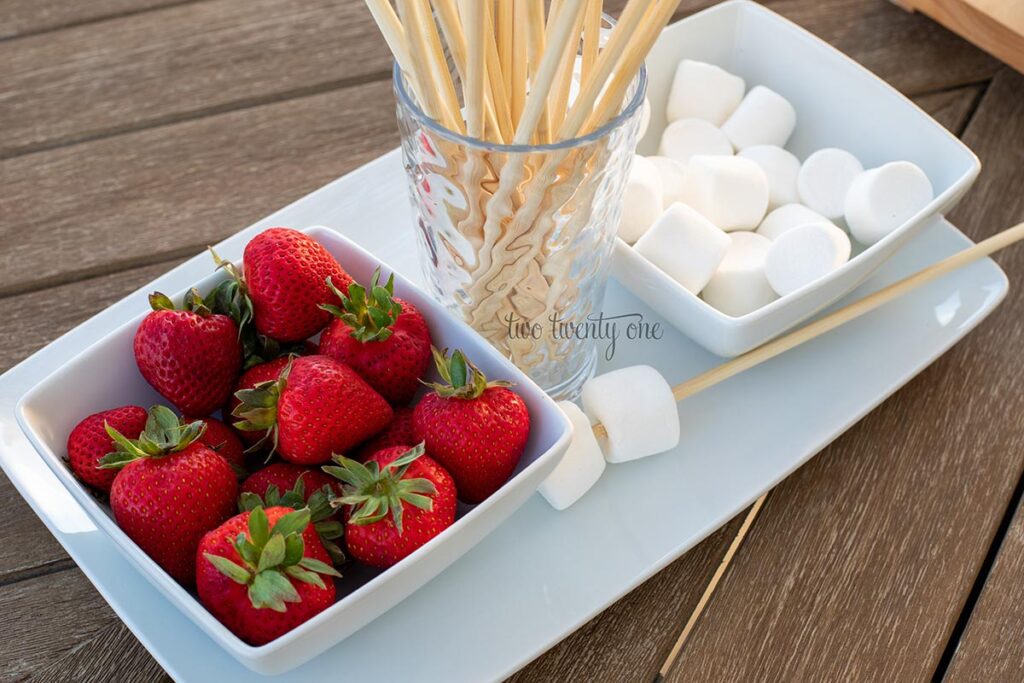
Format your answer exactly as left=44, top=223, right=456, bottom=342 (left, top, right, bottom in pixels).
left=459, top=0, right=486, bottom=138
left=525, top=0, right=550, bottom=144
left=483, top=1, right=515, bottom=143
left=546, top=0, right=586, bottom=135
left=510, top=0, right=529, bottom=128
left=417, top=0, right=467, bottom=134
left=435, top=0, right=503, bottom=141
left=581, top=0, right=602, bottom=86
left=555, top=0, right=654, bottom=140
left=397, top=0, right=458, bottom=129
left=592, top=220, right=1024, bottom=441
left=654, top=493, right=768, bottom=682
left=513, top=0, right=587, bottom=145
left=497, top=0, right=514, bottom=104
left=583, top=0, right=679, bottom=134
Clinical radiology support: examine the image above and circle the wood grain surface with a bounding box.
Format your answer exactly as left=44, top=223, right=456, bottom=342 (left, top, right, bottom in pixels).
left=0, top=1, right=1022, bottom=681
left=945, top=498, right=1024, bottom=682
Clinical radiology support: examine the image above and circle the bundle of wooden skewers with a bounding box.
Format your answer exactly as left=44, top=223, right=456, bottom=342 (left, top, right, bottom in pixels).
left=365, top=0, right=683, bottom=387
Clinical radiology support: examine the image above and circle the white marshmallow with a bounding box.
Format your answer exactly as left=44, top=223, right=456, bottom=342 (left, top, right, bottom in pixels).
left=764, top=223, right=851, bottom=296
left=739, top=145, right=801, bottom=210
left=702, top=232, right=777, bottom=316
left=637, top=97, right=652, bottom=140
left=797, top=148, right=864, bottom=221
left=648, top=156, right=688, bottom=207
left=756, top=203, right=836, bottom=241
left=538, top=402, right=606, bottom=511
left=618, top=155, right=664, bottom=244
left=581, top=365, right=680, bottom=463
left=681, top=155, right=770, bottom=232
left=721, top=86, right=797, bottom=150
left=635, top=203, right=731, bottom=294
left=844, top=161, right=934, bottom=245
left=666, top=59, right=745, bottom=126
left=659, top=118, right=733, bottom=163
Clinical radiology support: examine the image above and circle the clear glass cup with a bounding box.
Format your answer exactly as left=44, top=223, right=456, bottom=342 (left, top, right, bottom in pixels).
left=394, top=47, right=646, bottom=400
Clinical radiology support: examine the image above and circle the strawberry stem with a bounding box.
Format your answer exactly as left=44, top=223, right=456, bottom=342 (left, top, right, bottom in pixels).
left=322, top=443, right=437, bottom=535
left=98, top=405, right=206, bottom=470
left=319, top=269, right=402, bottom=343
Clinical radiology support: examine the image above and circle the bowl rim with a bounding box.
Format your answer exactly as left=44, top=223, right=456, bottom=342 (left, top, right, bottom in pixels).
left=620, top=0, right=982, bottom=330
left=15, top=225, right=574, bottom=661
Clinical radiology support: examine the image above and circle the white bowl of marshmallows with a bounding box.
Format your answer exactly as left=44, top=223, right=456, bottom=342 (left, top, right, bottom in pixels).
left=611, top=1, right=980, bottom=357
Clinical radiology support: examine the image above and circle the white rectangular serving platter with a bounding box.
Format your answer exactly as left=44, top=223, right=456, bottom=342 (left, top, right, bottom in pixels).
left=0, top=149, right=1007, bottom=682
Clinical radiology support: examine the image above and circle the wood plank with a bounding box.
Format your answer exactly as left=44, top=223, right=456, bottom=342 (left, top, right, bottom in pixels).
left=0, top=79, right=398, bottom=298
left=764, top=0, right=1000, bottom=94
left=510, top=515, right=747, bottom=682
left=0, top=0, right=998, bottom=161
left=0, top=0, right=189, bottom=40
left=0, top=569, right=124, bottom=682
left=913, top=84, right=985, bottom=134
left=0, top=0, right=394, bottom=158
left=29, top=621, right=172, bottom=683
left=659, top=67, right=1024, bottom=682
left=944, top=498, right=1024, bottom=682
left=898, top=0, right=1024, bottom=75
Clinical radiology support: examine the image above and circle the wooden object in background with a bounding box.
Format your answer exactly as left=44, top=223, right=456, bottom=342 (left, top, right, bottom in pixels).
left=894, top=0, right=1024, bottom=73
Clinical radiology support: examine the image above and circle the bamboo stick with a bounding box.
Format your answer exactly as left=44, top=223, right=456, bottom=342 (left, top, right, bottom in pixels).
left=592, top=220, right=1024, bottom=441
left=510, top=0, right=529, bottom=128
left=460, top=0, right=486, bottom=138
left=547, top=3, right=585, bottom=135
left=483, top=1, right=515, bottom=142
left=581, top=0, right=602, bottom=85
left=497, top=0, right=514, bottom=107
left=397, top=0, right=459, bottom=129
left=435, top=0, right=503, bottom=140
left=525, top=0, right=550, bottom=144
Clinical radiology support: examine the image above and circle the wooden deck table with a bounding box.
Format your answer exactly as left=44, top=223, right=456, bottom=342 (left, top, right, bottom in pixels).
left=1, top=1, right=1022, bottom=680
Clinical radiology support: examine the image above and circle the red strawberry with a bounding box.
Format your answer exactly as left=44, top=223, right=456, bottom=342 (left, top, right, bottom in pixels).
left=318, top=269, right=432, bottom=405
left=355, top=406, right=416, bottom=460
left=413, top=348, right=530, bottom=504
left=197, top=505, right=340, bottom=645
left=66, top=405, right=148, bottom=492
left=188, top=416, right=245, bottom=470
left=134, top=289, right=242, bottom=416
left=225, top=357, right=291, bottom=448
left=241, top=463, right=342, bottom=501
left=324, top=443, right=456, bottom=568
left=240, top=463, right=345, bottom=565
left=243, top=228, right=353, bottom=342
left=232, top=355, right=392, bottom=465
left=101, top=406, right=238, bottom=584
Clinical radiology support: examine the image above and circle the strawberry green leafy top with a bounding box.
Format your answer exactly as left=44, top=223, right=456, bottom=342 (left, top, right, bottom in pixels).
left=238, top=478, right=345, bottom=565
left=319, top=268, right=402, bottom=343
left=204, top=506, right=341, bottom=612
left=98, top=405, right=206, bottom=469
left=422, top=347, right=512, bottom=400
left=324, top=443, right=437, bottom=535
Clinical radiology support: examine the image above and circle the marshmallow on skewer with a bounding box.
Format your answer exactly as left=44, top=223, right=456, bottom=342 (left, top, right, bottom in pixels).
left=635, top=202, right=731, bottom=294
left=764, top=222, right=851, bottom=296
left=618, top=155, right=664, bottom=244
left=581, top=365, right=680, bottom=463
left=702, top=231, right=778, bottom=316
left=844, top=161, right=934, bottom=245
left=756, top=203, right=836, bottom=241
left=538, top=402, right=606, bottom=511
left=659, top=118, right=733, bottom=163
left=680, top=155, right=770, bottom=232
left=721, top=86, right=797, bottom=150
left=648, top=156, right=688, bottom=207
left=796, top=148, right=864, bottom=221
left=666, top=59, right=745, bottom=126
left=739, top=145, right=801, bottom=210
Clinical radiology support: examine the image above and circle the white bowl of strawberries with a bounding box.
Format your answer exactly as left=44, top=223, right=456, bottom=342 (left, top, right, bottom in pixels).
left=15, top=226, right=572, bottom=674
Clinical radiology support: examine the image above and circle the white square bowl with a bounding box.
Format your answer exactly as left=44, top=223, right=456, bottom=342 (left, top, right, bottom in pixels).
left=612, top=0, right=981, bottom=357
left=15, top=225, right=572, bottom=675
